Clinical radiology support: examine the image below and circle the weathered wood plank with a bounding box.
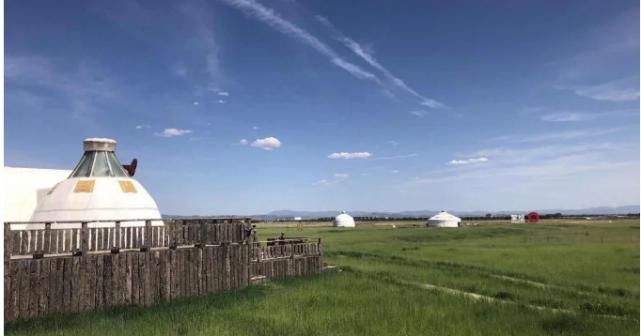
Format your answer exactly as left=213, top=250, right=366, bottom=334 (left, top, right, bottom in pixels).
left=132, top=253, right=140, bottom=305
left=169, top=249, right=177, bottom=299
left=39, top=259, right=50, bottom=317
left=87, top=255, right=96, bottom=311
left=103, top=255, right=112, bottom=307
left=27, top=260, right=38, bottom=319
left=71, top=256, right=81, bottom=312
left=95, top=255, right=104, bottom=309
left=111, top=254, right=120, bottom=306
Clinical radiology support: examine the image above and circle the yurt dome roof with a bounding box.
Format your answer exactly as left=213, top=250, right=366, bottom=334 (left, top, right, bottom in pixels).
left=429, top=210, right=461, bottom=221
left=30, top=138, right=161, bottom=223
left=334, top=211, right=355, bottom=227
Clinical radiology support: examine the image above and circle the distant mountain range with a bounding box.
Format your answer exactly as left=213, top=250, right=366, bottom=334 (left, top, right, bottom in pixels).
left=250, top=205, right=640, bottom=220
left=163, top=205, right=639, bottom=220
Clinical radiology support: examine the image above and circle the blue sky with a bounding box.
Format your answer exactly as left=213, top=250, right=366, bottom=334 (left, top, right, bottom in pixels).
left=5, top=0, right=640, bottom=215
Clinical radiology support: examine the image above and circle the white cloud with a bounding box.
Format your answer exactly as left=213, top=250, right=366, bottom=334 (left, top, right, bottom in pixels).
left=572, top=79, right=640, bottom=102
left=240, top=138, right=249, bottom=145
left=448, top=157, right=489, bottom=165
left=135, top=124, right=151, bottom=129
left=392, top=169, right=400, bottom=174
left=251, top=137, right=282, bottom=150
left=193, top=101, right=200, bottom=105
left=252, top=125, right=260, bottom=130
left=328, top=152, right=372, bottom=160
left=217, top=91, right=229, bottom=96
left=409, top=110, right=427, bottom=117
left=334, top=173, right=349, bottom=179
left=155, top=128, right=193, bottom=137
left=387, top=140, right=399, bottom=146
left=218, top=99, right=225, bottom=104
left=316, top=15, right=444, bottom=109
left=218, top=0, right=384, bottom=88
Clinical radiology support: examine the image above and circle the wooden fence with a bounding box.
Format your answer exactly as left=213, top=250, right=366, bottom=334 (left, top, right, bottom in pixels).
left=4, top=218, right=323, bottom=322
left=6, top=218, right=250, bottom=258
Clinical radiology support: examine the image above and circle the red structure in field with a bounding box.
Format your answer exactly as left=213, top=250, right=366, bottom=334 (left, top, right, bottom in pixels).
left=526, top=211, right=540, bottom=223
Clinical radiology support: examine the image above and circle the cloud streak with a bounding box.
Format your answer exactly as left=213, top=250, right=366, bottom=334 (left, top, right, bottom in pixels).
left=314, top=173, right=349, bottom=186
left=572, top=79, right=640, bottom=102
left=316, top=15, right=443, bottom=108
left=328, top=152, right=372, bottom=160
left=155, top=128, right=193, bottom=137
left=448, top=157, right=488, bottom=165
left=218, top=0, right=384, bottom=86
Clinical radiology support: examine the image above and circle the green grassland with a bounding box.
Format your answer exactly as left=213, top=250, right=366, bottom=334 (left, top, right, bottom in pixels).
left=6, top=219, right=640, bottom=335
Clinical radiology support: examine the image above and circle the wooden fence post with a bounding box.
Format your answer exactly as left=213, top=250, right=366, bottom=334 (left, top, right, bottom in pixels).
left=199, top=219, right=206, bottom=247
left=143, top=220, right=152, bottom=251
left=114, top=221, right=121, bottom=248
left=4, top=223, right=11, bottom=267
left=43, top=222, right=52, bottom=254
left=80, top=222, right=89, bottom=256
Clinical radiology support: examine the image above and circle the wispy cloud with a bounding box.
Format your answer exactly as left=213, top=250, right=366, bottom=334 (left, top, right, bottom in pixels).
left=493, top=127, right=624, bottom=143
left=5, top=55, right=119, bottom=118
left=217, top=91, right=229, bottom=96
left=314, top=173, right=349, bottom=186
left=448, top=157, right=488, bottom=165
left=316, top=15, right=443, bottom=109
left=571, top=78, right=640, bottom=102
left=172, top=62, right=188, bottom=77
left=155, top=128, right=193, bottom=137
left=180, top=1, right=221, bottom=83
left=412, top=140, right=638, bottom=187
left=239, top=138, right=249, bottom=145
left=409, top=110, right=428, bottom=117
left=328, top=152, right=372, bottom=160
left=218, top=0, right=384, bottom=87
left=538, top=110, right=636, bottom=122
left=540, top=112, right=590, bottom=122
left=135, top=124, right=151, bottom=129
left=387, top=140, right=399, bottom=146
left=218, top=99, right=225, bottom=104
left=251, top=136, right=282, bottom=150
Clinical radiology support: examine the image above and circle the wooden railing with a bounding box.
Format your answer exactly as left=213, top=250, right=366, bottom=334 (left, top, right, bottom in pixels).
left=4, top=218, right=252, bottom=259
left=250, top=239, right=322, bottom=261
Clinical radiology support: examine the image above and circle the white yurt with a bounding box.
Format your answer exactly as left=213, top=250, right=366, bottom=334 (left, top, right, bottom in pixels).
left=511, top=214, right=525, bottom=224
left=333, top=211, right=355, bottom=228
left=426, top=210, right=461, bottom=228
left=28, top=138, right=162, bottom=228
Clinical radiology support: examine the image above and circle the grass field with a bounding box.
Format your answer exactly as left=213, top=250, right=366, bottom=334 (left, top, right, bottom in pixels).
left=6, top=219, right=640, bottom=335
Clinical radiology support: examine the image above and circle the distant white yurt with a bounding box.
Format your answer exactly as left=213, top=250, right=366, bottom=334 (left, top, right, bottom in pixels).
left=511, top=214, right=525, bottom=224
left=427, top=211, right=461, bottom=228
left=28, top=138, right=162, bottom=229
left=333, top=211, right=355, bottom=228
